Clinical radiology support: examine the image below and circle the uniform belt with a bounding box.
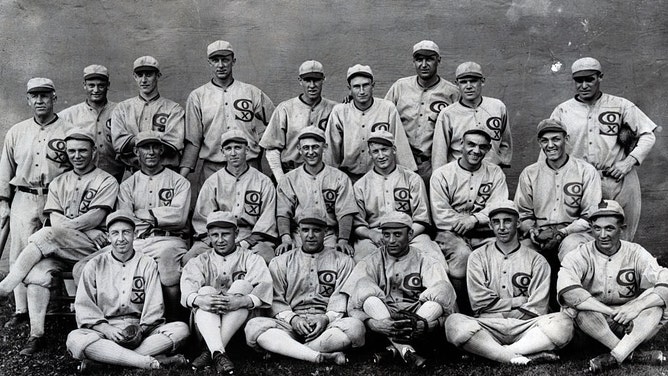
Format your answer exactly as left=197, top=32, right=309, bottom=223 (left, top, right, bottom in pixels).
left=414, top=154, right=429, bottom=164
left=17, top=186, right=49, bottom=195
left=138, top=229, right=186, bottom=239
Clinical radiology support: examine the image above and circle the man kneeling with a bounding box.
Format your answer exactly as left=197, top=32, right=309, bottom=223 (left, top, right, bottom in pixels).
left=445, top=200, right=573, bottom=364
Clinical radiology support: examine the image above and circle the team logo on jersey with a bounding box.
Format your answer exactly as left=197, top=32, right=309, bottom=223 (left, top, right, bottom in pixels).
left=232, top=271, right=246, bottom=281
left=234, top=99, right=255, bottom=122
left=244, top=191, right=262, bottom=217
left=79, top=189, right=98, bottom=213
left=486, top=117, right=504, bottom=141
left=152, top=113, right=169, bottom=132
left=402, top=273, right=424, bottom=301
left=131, top=276, right=146, bottom=304
left=473, top=183, right=493, bottom=211
left=47, top=138, right=69, bottom=167
left=598, top=112, right=621, bottom=135
left=563, top=182, right=583, bottom=208
left=105, top=119, right=112, bottom=143
left=371, top=122, right=390, bottom=132
left=616, top=269, right=638, bottom=298
left=512, top=272, right=531, bottom=297
left=322, top=189, right=338, bottom=213
left=428, top=101, right=449, bottom=123
left=318, top=270, right=337, bottom=297
left=317, top=118, right=329, bottom=131
left=393, top=188, right=412, bottom=214
left=158, top=188, right=174, bottom=206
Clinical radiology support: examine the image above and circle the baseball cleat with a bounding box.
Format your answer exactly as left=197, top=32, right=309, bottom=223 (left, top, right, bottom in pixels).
left=4, top=312, right=28, bottom=328
left=154, top=353, right=189, bottom=368
left=373, top=345, right=398, bottom=364
left=588, top=353, right=619, bottom=373
left=213, top=351, right=235, bottom=375
left=403, top=350, right=427, bottom=369
left=629, top=350, right=666, bottom=365
left=527, top=351, right=560, bottom=364
left=19, top=336, right=43, bottom=355
left=191, top=349, right=212, bottom=370
left=78, top=359, right=103, bottom=374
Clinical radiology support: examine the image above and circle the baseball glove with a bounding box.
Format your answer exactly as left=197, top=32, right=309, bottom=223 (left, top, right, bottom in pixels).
left=617, top=122, right=637, bottom=155
left=390, top=310, right=429, bottom=343
left=533, top=226, right=565, bottom=254
left=116, top=324, right=143, bottom=349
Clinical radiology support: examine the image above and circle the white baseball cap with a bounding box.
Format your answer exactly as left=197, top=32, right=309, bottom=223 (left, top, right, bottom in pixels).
left=26, top=77, right=55, bottom=93
left=413, top=40, right=440, bottom=57
left=206, top=211, right=238, bottom=229
left=299, top=60, right=325, bottom=79
left=207, top=40, right=234, bottom=58
left=488, top=199, right=520, bottom=218
left=379, top=211, right=413, bottom=229
left=133, top=56, right=160, bottom=73
left=83, top=64, right=109, bottom=80
left=571, top=57, right=602, bottom=78
left=456, top=62, right=484, bottom=79
left=589, top=200, right=625, bottom=220
left=346, top=64, right=374, bottom=82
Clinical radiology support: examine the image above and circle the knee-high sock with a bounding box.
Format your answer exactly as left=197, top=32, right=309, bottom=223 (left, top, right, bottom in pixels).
left=576, top=311, right=620, bottom=350
left=416, top=301, right=443, bottom=328
left=362, top=296, right=413, bottom=356
left=611, top=307, right=663, bottom=363
left=195, top=309, right=225, bottom=353
left=13, top=284, right=27, bottom=314
left=26, top=284, right=49, bottom=338
left=0, top=245, right=42, bottom=295
left=461, top=329, right=517, bottom=363
left=162, top=285, right=182, bottom=322
left=219, top=309, right=249, bottom=349
left=307, top=328, right=351, bottom=353
left=84, top=338, right=157, bottom=369
left=135, top=332, right=176, bottom=357
left=506, top=327, right=558, bottom=355
left=256, top=328, right=319, bottom=362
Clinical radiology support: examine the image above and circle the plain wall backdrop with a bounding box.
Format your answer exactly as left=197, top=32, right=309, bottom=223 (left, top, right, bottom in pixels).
left=0, top=0, right=665, bottom=262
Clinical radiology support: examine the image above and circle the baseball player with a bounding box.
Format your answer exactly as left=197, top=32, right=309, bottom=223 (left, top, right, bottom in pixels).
left=66, top=211, right=189, bottom=371
left=0, top=129, right=118, bottom=355
left=245, top=209, right=364, bottom=366
left=275, top=126, right=357, bottom=256
left=59, top=64, right=124, bottom=182
left=550, top=57, right=657, bottom=241
left=557, top=200, right=668, bottom=373
left=0, top=78, right=73, bottom=328
left=181, top=211, right=273, bottom=374
left=430, top=129, right=509, bottom=311
left=111, top=56, right=185, bottom=171
left=445, top=200, right=574, bottom=365
left=385, top=40, right=459, bottom=184
left=515, top=119, right=602, bottom=262
left=324, top=64, right=417, bottom=182
left=352, top=131, right=443, bottom=264
left=342, top=211, right=456, bottom=368
left=431, top=61, right=512, bottom=170
left=184, top=129, right=277, bottom=265
left=260, top=60, right=337, bottom=181
left=180, top=40, right=274, bottom=183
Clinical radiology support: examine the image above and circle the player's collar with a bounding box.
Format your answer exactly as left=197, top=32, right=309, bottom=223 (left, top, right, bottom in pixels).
left=85, top=98, right=109, bottom=110
left=416, top=75, right=440, bottom=89
left=459, top=96, right=483, bottom=109
left=211, top=78, right=235, bottom=89
left=73, top=165, right=97, bottom=176
left=111, top=248, right=136, bottom=263
left=543, top=154, right=570, bottom=171
left=298, top=94, right=322, bottom=107
left=302, top=162, right=325, bottom=176
left=574, top=91, right=603, bottom=104
left=353, top=98, right=374, bottom=112
left=494, top=242, right=520, bottom=256
left=593, top=241, right=622, bottom=257
left=33, top=113, right=59, bottom=127
left=224, top=163, right=250, bottom=177
left=457, top=158, right=482, bottom=172
left=372, top=164, right=397, bottom=176
left=139, top=165, right=166, bottom=177
left=138, top=93, right=160, bottom=103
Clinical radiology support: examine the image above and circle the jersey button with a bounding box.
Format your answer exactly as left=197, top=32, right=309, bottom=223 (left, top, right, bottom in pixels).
left=501, top=285, right=506, bottom=288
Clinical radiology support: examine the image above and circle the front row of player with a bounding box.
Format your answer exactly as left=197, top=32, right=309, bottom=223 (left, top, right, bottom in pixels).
left=10, top=198, right=664, bottom=374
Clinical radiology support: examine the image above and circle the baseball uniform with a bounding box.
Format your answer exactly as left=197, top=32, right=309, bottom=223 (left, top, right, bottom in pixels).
left=259, top=96, right=336, bottom=173
left=324, top=99, right=417, bottom=180
left=59, top=100, right=125, bottom=180
left=111, top=95, right=185, bottom=170
left=245, top=246, right=365, bottom=350
left=181, top=80, right=275, bottom=178
left=277, top=164, right=358, bottom=247
left=385, top=75, right=459, bottom=178
left=117, top=167, right=191, bottom=286
left=353, top=165, right=442, bottom=263
left=66, top=250, right=189, bottom=361
left=550, top=94, right=657, bottom=240
left=431, top=97, right=512, bottom=170
left=430, top=159, right=509, bottom=278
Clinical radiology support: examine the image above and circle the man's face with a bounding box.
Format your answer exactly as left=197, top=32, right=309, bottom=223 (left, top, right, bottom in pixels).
left=456, top=76, right=484, bottom=102
left=27, top=91, right=56, bottom=117
left=592, top=216, right=625, bottom=253
left=133, top=70, right=159, bottom=97
left=298, top=138, right=325, bottom=167
left=413, top=53, right=440, bottom=81
left=349, top=76, right=374, bottom=107
left=222, top=141, right=247, bottom=168
left=382, top=227, right=411, bottom=257
left=299, top=76, right=324, bottom=103
left=490, top=212, right=519, bottom=244
left=461, top=133, right=491, bottom=167
left=574, top=73, right=602, bottom=102
left=299, top=223, right=326, bottom=253
left=209, top=226, right=237, bottom=256
left=538, top=131, right=567, bottom=162
left=84, top=78, right=109, bottom=104
left=135, top=142, right=164, bottom=169
left=209, top=53, right=235, bottom=82
left=66, top=139, right=95, bottom=172
left=369, top=142, right=396, bottom=171
left=109, top=221, right=135, bottom=256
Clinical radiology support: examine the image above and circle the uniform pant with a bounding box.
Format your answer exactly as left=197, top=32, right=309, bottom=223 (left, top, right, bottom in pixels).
left=601, top=170, right=640, bottom=241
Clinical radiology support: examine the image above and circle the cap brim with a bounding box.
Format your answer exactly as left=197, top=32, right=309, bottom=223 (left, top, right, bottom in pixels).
left=298, top=218, right=327, bottom=227
left=367, top=138, right=393, bottom=147
left=65, top=134, right=95, bottom=143
left=379, top=222, right=410, bottom=229
left=489, top=208, right=519, bottom=218
left=347, top=72, right=373, bottom=82
left=208, top=50, right=234, bottom=58
left=456, top=73, right=483, bottom=79
left=27, top=87, right=54, bottom=93
left=300, top=72, right=324, bottom=79
left=572, top=69, right=600, bottom=78
left=134, top=66, right=159, bottom=73
left=136, top=138, right=163, bottom=147
left=298, top=133, right=325, bottom=142
left=589, top=211, right=625, bottom=220
left=84, top=74, right=109, bottom=81
left=206, top=221, right=237, bottom=229
left=107, top=216, right=136, bottom=229
left=537, top=126, right=567, bottom=137
left=221, top=137, right=248, bottom=146
left=413, top=49, right=439, bottom=57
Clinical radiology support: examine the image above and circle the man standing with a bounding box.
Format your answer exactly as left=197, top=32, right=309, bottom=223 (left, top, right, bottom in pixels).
left=260, top=60, right=337, bottom=181
left=558, top=200, right=668, bottom=373
left=111, top=56, right=185, bottom=171
left=0, top=128, right=118, bottom=355
left=431, top=61, right=512, bottom=170
left=0, top=77, right=73, bottom=327
left=445, top=200, right=573, bottom=365
left=343, top=211, right=456, bottom=368
left=385, top=40, right=459, bottom=183
left=66, top=211, right=189, bottom=371
left=181, top=211, right=273, bottom=374
left=551, top=57, right=657, bottom=240
left=59, top=64, right=124, bottom=181
left=352, top=131, right=442, bottom=263
left=245, top=209, right=364, bottom=366
left=275, top=126, right=357, bottom=256
left=180, top=40, right=274, bottom=182
left=324, top=64, right=416, bottom=182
